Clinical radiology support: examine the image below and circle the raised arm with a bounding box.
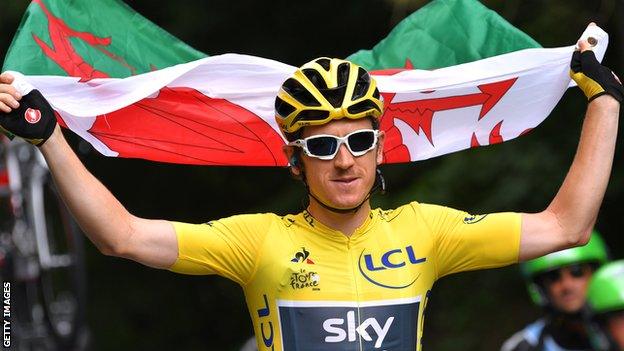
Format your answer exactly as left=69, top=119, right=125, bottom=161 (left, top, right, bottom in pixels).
left=0, top=72, right=178, bottom=269
left=520, top=37, right=622, bottom=261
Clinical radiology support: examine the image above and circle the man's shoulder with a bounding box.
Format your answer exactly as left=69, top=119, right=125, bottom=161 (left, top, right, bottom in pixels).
left=374, top=200, right=429, bottom=214
left=373, top=201, right=463, bottom=220
left=202, top=212, right=284, bottom=232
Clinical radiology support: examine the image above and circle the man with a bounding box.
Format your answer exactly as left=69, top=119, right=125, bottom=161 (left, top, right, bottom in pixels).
left=585, top=260, right=624, bottom=351
left=501, top=231, right=609, bottom=351
left=0, top=34, right=621, bottom=349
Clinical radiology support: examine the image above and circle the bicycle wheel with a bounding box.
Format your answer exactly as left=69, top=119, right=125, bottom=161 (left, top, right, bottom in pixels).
left=28, top=173, right=89, bottom=351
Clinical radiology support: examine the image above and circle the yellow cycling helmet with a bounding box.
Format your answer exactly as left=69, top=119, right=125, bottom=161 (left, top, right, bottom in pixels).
left=275, top=57, right=383, bottom=139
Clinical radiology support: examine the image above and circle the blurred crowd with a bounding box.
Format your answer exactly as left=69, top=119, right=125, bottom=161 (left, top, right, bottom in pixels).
left=501, top=230, right=623, bottom=351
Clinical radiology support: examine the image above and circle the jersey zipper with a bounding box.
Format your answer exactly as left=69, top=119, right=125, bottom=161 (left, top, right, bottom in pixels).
left=347, top=236, right=365, bottom=351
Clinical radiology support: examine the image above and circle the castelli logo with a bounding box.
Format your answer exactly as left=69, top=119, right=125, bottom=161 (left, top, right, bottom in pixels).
left=24, top=108, right=41, bottom=124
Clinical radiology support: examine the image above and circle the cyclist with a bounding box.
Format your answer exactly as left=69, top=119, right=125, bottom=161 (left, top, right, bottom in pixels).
left=585, top=260, right=624, bottom=351
left=500, top=231, right=609, bottom=351
left=0, top=35, right=621, bottom=350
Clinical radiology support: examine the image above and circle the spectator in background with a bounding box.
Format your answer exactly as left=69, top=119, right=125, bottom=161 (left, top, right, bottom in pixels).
left=585, top=260, right=624, bottom=351
left=501, top=232, right=609, bottom=351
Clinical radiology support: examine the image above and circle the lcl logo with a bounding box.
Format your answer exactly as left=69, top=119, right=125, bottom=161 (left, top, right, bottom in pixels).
left=256, top=294, right=275, bottom=350
left=358, top=246, right=426, bottom=289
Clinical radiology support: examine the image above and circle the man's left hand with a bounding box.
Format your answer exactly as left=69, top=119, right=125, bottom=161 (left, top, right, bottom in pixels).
left=570, top=36, right=623, bottom=103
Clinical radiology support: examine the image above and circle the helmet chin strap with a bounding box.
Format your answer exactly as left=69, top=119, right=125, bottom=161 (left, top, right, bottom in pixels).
left=303, top=169, right=386, bottom=214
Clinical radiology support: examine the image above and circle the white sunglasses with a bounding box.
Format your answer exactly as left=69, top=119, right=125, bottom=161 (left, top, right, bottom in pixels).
left=289, top=129, right=379, bottom=160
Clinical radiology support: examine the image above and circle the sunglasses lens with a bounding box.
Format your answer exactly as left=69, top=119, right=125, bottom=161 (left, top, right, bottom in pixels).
left=306, top=136, right=338, bottom=157
left=299, top=130, right=376, bottom=159
left=568, top=264, right=587, bottom=278
left=541, top=264, right=590, bottom=283
left=542, top=270, right=561, bottom=283
left=348, top=130, right=375, bottom=153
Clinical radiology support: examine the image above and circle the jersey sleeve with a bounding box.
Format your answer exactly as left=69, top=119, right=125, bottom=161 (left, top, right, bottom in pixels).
left=416, top=203, right=522, bottom=279
left=167, top=213, right=274, bottom=286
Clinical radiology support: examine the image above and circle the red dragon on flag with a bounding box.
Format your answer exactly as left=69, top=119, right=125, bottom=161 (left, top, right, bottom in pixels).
left=31, top=0, right=130, bottom=81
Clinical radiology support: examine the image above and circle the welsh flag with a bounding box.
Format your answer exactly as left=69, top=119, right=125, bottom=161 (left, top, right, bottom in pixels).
left=2, top=0, right=606, bottom=166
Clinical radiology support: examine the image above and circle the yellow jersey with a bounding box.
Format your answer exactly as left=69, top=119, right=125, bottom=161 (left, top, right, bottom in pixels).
left=169, top=201, right=521, bottom=350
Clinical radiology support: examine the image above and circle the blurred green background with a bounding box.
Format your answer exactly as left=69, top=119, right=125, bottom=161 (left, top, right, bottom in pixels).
left=1, top=0, right=623, bottom=350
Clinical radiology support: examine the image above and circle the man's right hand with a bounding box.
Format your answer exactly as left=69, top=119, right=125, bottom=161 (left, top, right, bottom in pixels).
left=0, top=72, right=21, bottom=112
left=0, top=72, right=58, bottom=146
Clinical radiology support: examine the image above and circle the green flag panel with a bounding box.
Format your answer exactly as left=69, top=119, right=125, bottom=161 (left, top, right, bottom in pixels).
left=348, top=0, right=541, bottom=70
left=2, top=0, right=206, bottom=78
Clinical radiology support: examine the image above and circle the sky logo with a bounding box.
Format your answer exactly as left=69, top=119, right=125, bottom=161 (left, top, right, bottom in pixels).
left=323, top=311, right=394, bottom=348
left=277, top=297, right=420, bottom=350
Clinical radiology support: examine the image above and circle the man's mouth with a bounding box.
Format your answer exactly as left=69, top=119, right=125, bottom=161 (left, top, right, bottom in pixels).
left=332, top=177, right=358, bottom=184
left=559, top=291, right=579, bottom=302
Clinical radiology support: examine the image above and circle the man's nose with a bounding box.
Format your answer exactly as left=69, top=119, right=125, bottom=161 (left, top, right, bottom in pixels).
left=334, top=144, right=355, bottom=169
left=558, top=270, right=578, bottom=287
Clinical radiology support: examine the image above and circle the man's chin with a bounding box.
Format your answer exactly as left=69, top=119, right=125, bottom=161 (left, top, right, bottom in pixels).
left=554, top=303, right=584, bottom=315
left=311, top=186, right=371, bottom=211
left=325, top=196, right=369, bottom=211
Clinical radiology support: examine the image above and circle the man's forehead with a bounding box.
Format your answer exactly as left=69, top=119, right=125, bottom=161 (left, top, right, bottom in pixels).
left=301, top=118, right=374, bottom=137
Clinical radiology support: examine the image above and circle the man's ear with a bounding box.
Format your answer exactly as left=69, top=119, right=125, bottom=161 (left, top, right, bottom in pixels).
left=376, top=130, right=385, bottom=165
left=283, top=145, right=302, bottom=176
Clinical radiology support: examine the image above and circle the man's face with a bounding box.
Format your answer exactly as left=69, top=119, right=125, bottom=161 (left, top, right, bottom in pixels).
left=606, top=312, right=624, bottom=349
left=541, top=264, right=593, bottom=313
left=289, top=118, right=384, bottom=210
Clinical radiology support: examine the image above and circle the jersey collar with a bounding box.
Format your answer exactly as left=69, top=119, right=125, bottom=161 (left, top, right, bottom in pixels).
left=296, top=209, right=377, bottom=243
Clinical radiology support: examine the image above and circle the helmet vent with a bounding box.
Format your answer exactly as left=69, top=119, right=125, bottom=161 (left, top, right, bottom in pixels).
left=302, top=69, right=328, bottom=90
left=323, top=86, right=347, bottom=108
left=352, top=67, right=371, bottom=100
left=347, top=100, right=381, bottom=115
left=295, top=110, right=330, bottom=122
left=337, top=63, right=351, bottom=87
left=316, top=58, right=331, bottom=71
left=275, top=97, right=296, bottom=117
left=283, top=78, right=321, bottom=107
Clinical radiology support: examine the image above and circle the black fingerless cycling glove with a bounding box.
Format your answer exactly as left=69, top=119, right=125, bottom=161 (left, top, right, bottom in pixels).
left=570, top=50, right=623, bottom=103
left=0, top=89, right=57, bottom=146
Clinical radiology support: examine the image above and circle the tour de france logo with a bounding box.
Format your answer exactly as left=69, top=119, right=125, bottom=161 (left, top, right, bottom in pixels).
left=290, top=247, right=320, bottom=291
left=290, top=269, right=320, bottom=291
